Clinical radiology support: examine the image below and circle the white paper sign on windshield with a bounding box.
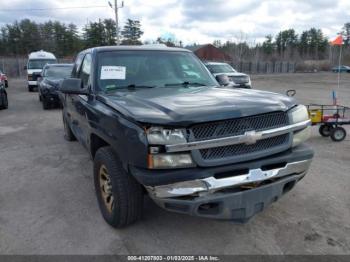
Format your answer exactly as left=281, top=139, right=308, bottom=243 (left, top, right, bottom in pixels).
left=100, top=66, right=126, bottom=80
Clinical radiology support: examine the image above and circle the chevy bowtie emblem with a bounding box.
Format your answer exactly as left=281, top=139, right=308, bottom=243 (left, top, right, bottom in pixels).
left=244, top=131, right=262, bottom=145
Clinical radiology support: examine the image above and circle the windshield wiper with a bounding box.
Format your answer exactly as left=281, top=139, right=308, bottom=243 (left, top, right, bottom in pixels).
left=164, top=81, right=208, bottom=87
left=105, top=84, right=156, bottom=92
left=122, top=84, right=156, bottom=89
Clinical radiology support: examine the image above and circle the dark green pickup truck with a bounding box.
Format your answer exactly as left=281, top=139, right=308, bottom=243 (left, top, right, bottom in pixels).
left=59, top=45, right=313, bottom=228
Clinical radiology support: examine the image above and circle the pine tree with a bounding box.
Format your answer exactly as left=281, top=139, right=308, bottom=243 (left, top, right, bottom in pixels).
left=121, top=19, right=143, bottom=45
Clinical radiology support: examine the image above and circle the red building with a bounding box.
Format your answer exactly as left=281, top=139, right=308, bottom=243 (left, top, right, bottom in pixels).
left=186, top=44, right=232, bottom=62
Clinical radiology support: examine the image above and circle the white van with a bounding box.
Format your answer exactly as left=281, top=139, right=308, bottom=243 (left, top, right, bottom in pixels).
left=26, top=50, right=57, bottom=92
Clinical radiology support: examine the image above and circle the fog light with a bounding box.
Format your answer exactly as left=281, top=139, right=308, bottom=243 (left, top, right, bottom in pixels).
left=293, top=126, right=311, bottom=147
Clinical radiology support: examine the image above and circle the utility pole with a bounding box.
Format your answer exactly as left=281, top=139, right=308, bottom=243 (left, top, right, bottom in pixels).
left=110, top=0, right=124, bottom=45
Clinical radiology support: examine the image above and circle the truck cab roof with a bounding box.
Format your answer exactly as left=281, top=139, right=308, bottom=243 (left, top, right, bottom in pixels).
left=81, top=45, right=191, bottom=55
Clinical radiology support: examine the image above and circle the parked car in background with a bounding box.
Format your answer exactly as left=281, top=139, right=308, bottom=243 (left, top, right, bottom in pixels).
left=25, top=50, right=57, bottom=92
left=332, top=65, right=350, bottom=73
left=59, top=45, right=313, bottom=228
left=0, top=79, right=8, bottom=110
left=205, top=62, right=252, bottom=88
left=0, top=69, right=8, bottom=88
left=38, top=63, right=73, bottom=110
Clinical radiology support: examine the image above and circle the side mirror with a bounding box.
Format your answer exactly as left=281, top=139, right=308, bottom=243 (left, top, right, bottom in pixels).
left=24, top=65, right=27, bottom=70
left=215, top=74, right=231, bottom=86
left=37, top=76, right=43, bottom=82
left=60, top=78, right=89, bottom=95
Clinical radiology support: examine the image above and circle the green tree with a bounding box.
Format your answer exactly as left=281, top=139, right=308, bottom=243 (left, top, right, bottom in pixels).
left=156, top=37, right=176, bottom=47
left=83, top=20, right=106, bottom=48
left=275, top=29, right=298, bottom=58
left=65, top=23, right=83, bottom=55
left=298, top=28, right=328, bottom=59
left=262, top=35, right=274, bottom=55
left=19, top=19, right=41, bottom=54
left=6, top=22, right=22, bottom=55
left=103, top=19, right=117, bottom=45
left=342, top=22, right=350, bottom=46
left=121, top=19, right=143, bottom=45
left=213, top=40, right=222, bottom=48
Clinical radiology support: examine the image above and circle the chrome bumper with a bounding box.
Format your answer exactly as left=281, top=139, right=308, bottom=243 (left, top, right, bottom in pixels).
left=146, top=159, right=312, bottom=199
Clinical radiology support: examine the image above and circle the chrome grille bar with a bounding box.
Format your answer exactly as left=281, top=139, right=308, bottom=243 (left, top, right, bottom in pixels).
left=165, top=119, right=311, bottom=153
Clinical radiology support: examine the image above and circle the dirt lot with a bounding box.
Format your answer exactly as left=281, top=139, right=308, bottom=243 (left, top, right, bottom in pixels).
left=0, top=73, right=349, bottom=255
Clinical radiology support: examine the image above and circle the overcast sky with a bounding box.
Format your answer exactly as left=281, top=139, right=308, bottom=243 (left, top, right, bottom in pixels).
left=0, top=0, right=349, bottom=44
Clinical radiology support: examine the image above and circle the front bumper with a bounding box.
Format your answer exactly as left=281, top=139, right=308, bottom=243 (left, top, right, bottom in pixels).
left=42, top=92, right=59, bottom=102
left=134, top=144, right=313, bottom=222
left=146, top=159, right=311, bottom=199
left=151, top=173, right=306, bottom=222
left=231, top=83, right=251, bottom=89
left=28, top=80, right=38, bottom=86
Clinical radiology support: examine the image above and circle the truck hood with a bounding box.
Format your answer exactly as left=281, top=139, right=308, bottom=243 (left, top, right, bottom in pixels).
left=43, top=78, right=62, bottom=89
left=98, top=86, right=296, bottom=126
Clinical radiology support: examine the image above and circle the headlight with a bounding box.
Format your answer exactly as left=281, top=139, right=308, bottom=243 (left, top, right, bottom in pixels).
left=290, top=105, right=311, bottom=146
left=290, top=105, right=309, bottom=124
left=148, top=153, right=195, bottom=169
left=147, top=127, right=187, bottom=145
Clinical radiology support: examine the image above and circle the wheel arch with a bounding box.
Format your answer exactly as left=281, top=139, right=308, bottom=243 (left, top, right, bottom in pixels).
left=90, top=133, right=110, bottom=159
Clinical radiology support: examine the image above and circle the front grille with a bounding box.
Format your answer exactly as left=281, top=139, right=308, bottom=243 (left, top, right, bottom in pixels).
left=29, top=73, right=41, bottom=81
left=199, top=134, right=289, bottom=160
left=189, top=111, right=290, bottom=165
left=230, top=76, right=249, bottom=84
left=190, top=111, right=288, bottom=141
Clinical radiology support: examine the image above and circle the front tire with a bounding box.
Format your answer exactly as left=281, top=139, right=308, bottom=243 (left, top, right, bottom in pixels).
left=0, top=93, right=8, bottom=109
left=94, top=146, right=143, bottom=228
left=42, top=98, right=50, bottom=110
left=28, top=85, right=34, bottom=92
left=62, top=112, right=76, bottom=141
left=330, top=127, right=346, bottom=142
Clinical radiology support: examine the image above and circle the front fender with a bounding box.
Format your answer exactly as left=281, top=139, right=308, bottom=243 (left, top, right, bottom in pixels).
left=87, top=100, right=149, bottom=170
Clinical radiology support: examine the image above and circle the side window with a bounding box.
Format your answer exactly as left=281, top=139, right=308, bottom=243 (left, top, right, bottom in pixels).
left=78, top=54, right=92, bottom=89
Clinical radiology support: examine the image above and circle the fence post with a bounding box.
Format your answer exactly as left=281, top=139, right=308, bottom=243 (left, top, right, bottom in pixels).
left=16, top=57, right=19, bottom=78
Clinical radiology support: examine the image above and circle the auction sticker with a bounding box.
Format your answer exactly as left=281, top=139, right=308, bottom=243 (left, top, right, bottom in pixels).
left=101, top=66, right=126, bottom=80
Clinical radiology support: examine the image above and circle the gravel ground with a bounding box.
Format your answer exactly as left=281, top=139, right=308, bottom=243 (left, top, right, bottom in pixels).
left=0, top=72, right=349, bottom=255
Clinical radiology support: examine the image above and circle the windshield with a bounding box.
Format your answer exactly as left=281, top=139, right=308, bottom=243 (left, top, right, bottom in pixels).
left=43, top=66, right=73, bottom=79
left=206, top=64, right=236, bottom=74
left=28, top=59, right=57, bottom=70
left=96, top=51, right=217, bottom=91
